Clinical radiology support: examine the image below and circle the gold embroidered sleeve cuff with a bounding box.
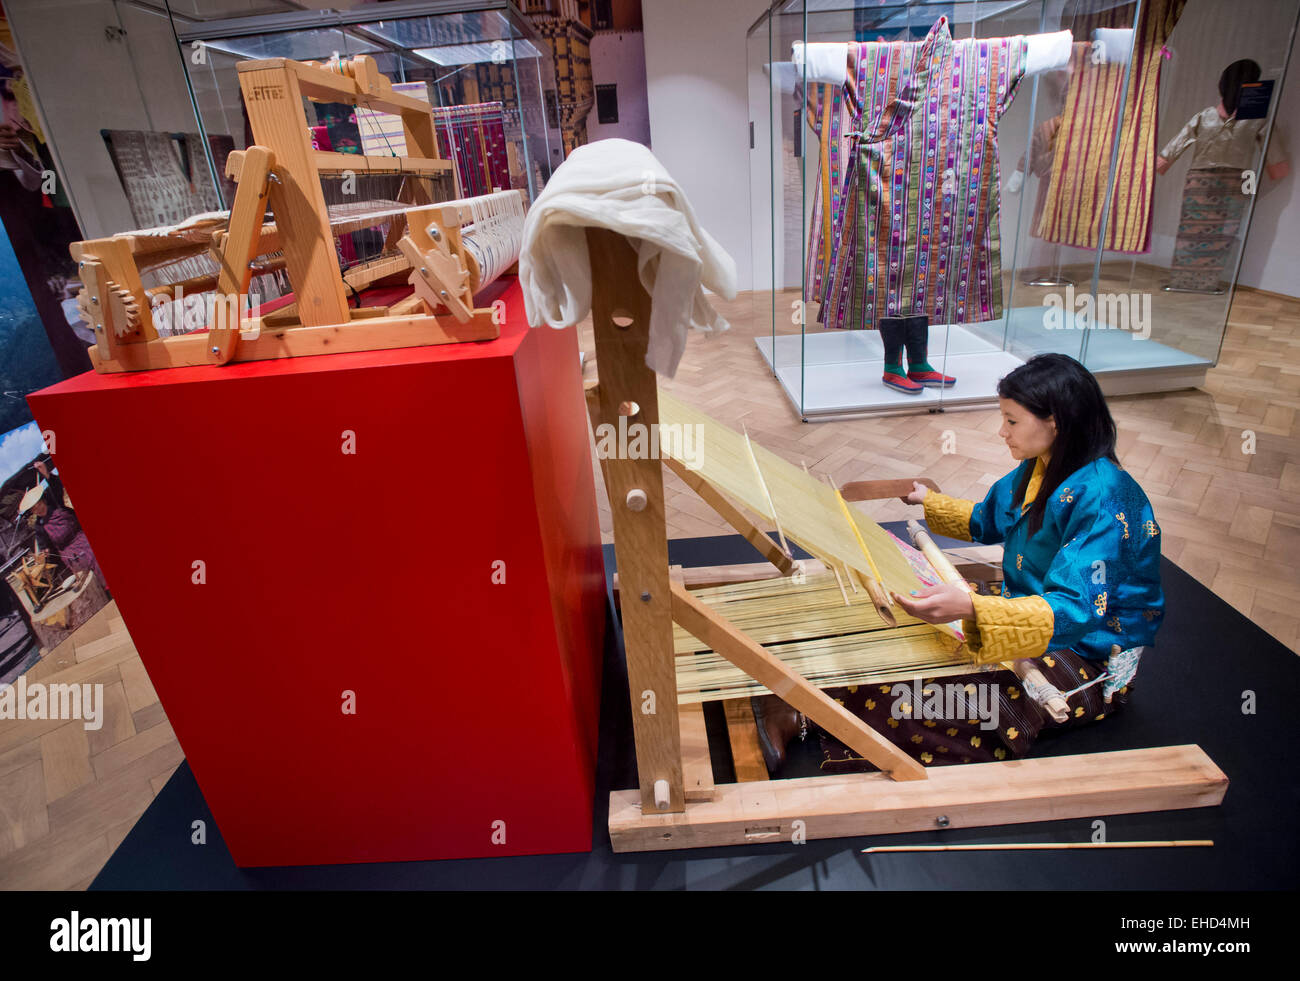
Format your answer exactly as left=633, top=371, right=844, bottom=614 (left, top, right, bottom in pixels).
left=964, top=593, right=1055, bottom=664
left=922, top=492, right=975, bottom=542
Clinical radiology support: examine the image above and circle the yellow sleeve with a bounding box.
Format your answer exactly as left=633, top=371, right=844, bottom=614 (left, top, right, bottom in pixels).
left=963, top=593, right=1055, bottom=665
left=922, top=491, right=975, bottom=542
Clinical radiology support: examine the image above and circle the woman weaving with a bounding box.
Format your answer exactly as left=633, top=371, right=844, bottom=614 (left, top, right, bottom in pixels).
left=755, top=354, right=1164, bottom=772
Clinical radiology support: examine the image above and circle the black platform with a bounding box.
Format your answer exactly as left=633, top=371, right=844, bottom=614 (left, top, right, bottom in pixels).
left=91, top=526, right=1300, bottom=890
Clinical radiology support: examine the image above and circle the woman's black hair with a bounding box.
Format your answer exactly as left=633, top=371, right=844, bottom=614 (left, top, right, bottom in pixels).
left=1219, top=59, right=1262, bottom=117
left=996, top=353, right=1118, bottom=536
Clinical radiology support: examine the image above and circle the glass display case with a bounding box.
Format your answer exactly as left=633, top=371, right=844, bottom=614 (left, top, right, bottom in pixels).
left=176, top=1, right=561, bottom=211
left=748, top=0, right=1300, bottom=418
left=4, top=0, right=558, bottom=354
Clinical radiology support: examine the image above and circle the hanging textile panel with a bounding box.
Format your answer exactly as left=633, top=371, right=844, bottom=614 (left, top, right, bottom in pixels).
left=102, top=130, right=225, bottom=228
left=821, top=17, right=1028, bottom=331
left=355, top=80, right=432, bottom=157
left=803, top=81, right=855, bottom=304
left=432, top=102, right=511, bottom=198
left=1035, top=0, right=1187, bottom=253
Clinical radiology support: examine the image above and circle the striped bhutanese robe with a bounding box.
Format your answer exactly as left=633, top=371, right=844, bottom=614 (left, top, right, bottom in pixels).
left=819, top=16, right=1028, bottom=331
left=803, top=82, right=855, bottom=303
left=1034, top=0, right=1187, bottom=252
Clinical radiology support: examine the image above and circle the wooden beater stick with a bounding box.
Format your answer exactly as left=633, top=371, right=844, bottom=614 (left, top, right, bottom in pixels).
left=905, top=519, right=1070, bottom=723
left=830, top=480, right=895, bottom=625
left=863, top=840, right=1213, bottom=853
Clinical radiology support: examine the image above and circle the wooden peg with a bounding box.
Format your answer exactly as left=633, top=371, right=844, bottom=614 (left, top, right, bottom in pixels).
left=653, top=779, right=670, bottom=810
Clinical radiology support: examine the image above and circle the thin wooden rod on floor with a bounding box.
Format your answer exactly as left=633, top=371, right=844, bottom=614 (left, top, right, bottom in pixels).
left=862, top=840, right=1214, bottom=853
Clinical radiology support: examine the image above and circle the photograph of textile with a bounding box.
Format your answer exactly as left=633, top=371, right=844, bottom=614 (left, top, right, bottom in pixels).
left=101, top=130, right=226, bottom=228
left=433, top=101, right=511, bottom=198
left=355, top=80, right=432, bottom=157
left=1035, top=0, right=1187, bottom=253
left=0, top=13, right=90, bottom=376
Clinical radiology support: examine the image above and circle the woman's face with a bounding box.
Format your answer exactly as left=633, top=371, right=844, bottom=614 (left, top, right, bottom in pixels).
left=998, top=398, right=1057, bottom=460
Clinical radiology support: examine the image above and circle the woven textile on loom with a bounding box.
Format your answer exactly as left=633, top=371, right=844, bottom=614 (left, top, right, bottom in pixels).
left=1035, top=0, right=1186, bottom=253
left=654, top=389, right=975, bottom=703
left=432, top=102, right=511, bottom=198
left=656, top=391, right=941, bottom=610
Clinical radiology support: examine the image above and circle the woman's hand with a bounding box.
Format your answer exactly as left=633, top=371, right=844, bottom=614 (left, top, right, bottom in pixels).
left=892, top=583, right=975, bottom=623
left=900, top=481, right=929, bottom=505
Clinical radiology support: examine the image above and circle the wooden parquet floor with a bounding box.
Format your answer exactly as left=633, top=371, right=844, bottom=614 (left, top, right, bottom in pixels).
left=2, top=285, right=1296, bottom=892
left=0, top=601, right=180, bottom=890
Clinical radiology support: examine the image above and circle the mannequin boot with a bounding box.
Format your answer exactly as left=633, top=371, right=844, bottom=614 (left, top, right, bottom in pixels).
left=878, top=317, right=923, bottom=394
left=903, top=315, right=955, bottom=387
left=750, top=694, right=805, bottom=773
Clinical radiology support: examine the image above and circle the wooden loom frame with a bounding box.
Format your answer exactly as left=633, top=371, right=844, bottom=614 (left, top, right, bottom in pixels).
left=74, top=55, right=506, bottom=374
left=584, top=228, right=1228, bottom=853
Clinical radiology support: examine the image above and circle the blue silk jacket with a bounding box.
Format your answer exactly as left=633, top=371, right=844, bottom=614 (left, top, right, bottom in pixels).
left=923, top=456, right=1164, bottom=664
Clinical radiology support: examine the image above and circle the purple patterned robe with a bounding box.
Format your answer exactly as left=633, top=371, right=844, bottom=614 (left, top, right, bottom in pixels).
left=820, top=17, right=1027, bottom=330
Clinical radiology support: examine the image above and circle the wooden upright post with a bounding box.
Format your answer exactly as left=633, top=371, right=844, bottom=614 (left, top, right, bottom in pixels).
left=587, top=228, right=685, bottom=814
left=400, top=101, right=439, bottom=206
left=237, top=62, right=350, bottom=328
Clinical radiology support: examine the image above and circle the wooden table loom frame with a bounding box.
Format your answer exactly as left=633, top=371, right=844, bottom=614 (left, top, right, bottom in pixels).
left=583, top=228, right=1227, bottom=854
left=73, top=55, right=505, bottom=374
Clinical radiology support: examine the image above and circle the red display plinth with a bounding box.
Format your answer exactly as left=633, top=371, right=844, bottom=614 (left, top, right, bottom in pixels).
left=28, top=279, right=607, bottom=867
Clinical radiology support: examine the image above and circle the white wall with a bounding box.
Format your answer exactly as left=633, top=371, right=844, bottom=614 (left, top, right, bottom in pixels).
left=7, top=0, right=209, bottom=238
left=643, top=0, right=771, bottom=291
left=1234, top=19, right=1300, bottom=295
left=588, top=31, right=651, bottom=146
left=7, top=0, right=307, bottom=239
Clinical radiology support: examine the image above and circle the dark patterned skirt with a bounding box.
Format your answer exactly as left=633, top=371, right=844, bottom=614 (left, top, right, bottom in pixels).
left=817, top=646, right=1130, bottom=772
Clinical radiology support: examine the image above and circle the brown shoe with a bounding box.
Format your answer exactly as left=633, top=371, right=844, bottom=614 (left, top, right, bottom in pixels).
left=750, top=695, right=803, bottom=773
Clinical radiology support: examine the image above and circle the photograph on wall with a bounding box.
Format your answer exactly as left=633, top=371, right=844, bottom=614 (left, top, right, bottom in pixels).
left=0, top=219, right=109, bottom=685
left=0, top=1, right=91, bottom=378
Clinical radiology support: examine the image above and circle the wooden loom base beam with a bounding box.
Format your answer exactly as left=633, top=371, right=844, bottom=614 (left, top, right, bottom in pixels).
left=86, top=309, right=499, bottom=373
left=679, top=703, right=715, bottom=802
left=613, top=559, right=829, bottom=596
left=723, top=697, right=770, bottom=782
left=608, top=744, right=1227, bottom=852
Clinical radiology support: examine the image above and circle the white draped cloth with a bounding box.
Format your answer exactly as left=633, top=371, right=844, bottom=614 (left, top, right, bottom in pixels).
left=519, top=138, right=736, bottom=378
